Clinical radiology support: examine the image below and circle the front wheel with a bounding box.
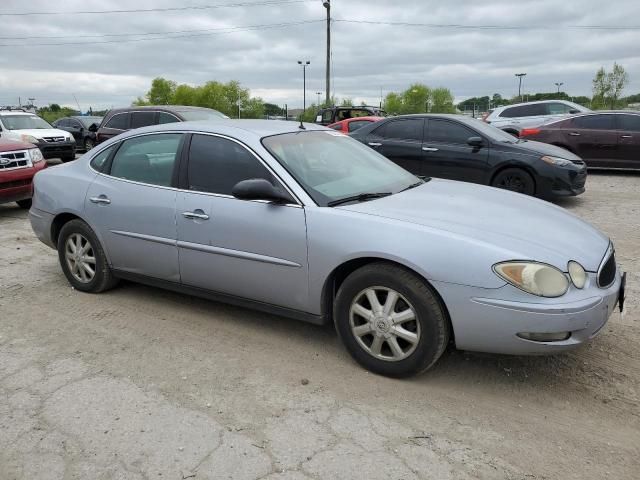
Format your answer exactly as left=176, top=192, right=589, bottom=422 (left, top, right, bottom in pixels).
left=57, top=219, right=118, bottom=293
left=16, top=199, right=32, bottom=209
left=334, top=262, right=449, bottom=377
left=83, top=138, right=95, bottom=151
left=491, top=168, right=535, bottom=196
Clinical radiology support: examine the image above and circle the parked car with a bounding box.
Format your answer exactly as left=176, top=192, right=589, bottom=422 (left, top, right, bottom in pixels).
left=0, top=139, right=46, bottom=208
left=328, top=116, right=384, bottom=134
left=53, top=116, right=103, bottom=152
left=315, top=106, right=386, bottom=126
left=519, top=111, right=640, bottom=170
left=29, top=120, right=624, bottom=377
left=0, top=108, right=76, bottom=161
left=484, top=100, right=591, bottom=136
left=95, top=105, right=228, bottom=145
left=350, top=114, right=586, bottom=198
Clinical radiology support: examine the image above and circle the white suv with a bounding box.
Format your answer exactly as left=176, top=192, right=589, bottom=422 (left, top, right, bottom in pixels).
left=485, top=100, right=590, bottom=136
left=0, top=109, right=76, bottom=161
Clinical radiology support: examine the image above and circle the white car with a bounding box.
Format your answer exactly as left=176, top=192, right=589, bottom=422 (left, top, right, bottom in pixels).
left=0, top=109, right=76, bottom=161
left=485, top=100, right=591, bottom=136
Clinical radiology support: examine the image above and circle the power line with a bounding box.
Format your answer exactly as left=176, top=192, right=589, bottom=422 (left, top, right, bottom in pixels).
left=0, top=0, right=315, bottom=16
left=0, top=20, right=323, bottom=47
left=335, top=19, right=640, bottom=31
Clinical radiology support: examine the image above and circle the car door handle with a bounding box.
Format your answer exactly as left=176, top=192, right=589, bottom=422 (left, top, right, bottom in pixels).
left=422, top=147, right=439, bottom=152
left=620, top=135, right=632, bottom=139
left=368, top=142, right=382, bottom=147
left=568, top=132, right=581, bottom=136
left=89, top=196, right=111, bottom=205
left=182, top=211, right=209, bottom=220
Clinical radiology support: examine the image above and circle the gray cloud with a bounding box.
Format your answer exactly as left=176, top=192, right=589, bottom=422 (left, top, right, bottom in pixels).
left=0, top=0, right=638, bottom=110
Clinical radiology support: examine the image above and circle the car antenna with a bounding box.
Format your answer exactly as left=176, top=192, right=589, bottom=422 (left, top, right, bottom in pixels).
left=298, top=118, right=306, bottom=130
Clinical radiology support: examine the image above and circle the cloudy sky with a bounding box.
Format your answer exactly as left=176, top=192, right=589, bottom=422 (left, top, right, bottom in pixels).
left=1, top=0, right=639, bottom=111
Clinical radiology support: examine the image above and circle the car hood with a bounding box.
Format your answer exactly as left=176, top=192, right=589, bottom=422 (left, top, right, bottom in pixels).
left=340, top=179, right=609, bottom=272
left=0, top=139, right=34, bottom=151
left=497, top=139, right=582, bottom=160
left=12, top=128, right=71, bottom=140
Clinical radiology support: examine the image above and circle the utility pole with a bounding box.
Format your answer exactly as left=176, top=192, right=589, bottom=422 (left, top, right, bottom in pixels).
left=323, top=1, right=331, bottom=105
left=515, top=73, right=526, bottom=102
left=298, top=60, right=310, bottom=115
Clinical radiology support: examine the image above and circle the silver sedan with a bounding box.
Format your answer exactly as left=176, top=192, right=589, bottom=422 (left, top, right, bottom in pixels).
left=29, top=120, right=625, bottom=377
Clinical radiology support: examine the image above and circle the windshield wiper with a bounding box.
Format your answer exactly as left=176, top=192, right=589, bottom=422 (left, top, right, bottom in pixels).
left=399, top=180, right=427, bottom=192
left=327, top=192, right=392, bottom=207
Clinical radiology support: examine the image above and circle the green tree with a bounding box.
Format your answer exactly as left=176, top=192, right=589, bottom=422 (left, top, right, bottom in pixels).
left=592, top=63, right=629, bottom=109
left=264, top=103, right=283, bottom=117
left=430, top=87, right=456, bottom=113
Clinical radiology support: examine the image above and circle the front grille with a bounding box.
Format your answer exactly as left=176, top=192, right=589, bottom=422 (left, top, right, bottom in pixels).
left=0, top=151, right=26, bottom=161
left=42, top=136, right=66, bottom=143
left=571, top=159, right=585, bottom=165
left=0, top=150, right=30, bottom=170
left=598, top=250, right=616, bottom=288
left=0, top=178, right=31, bottom=190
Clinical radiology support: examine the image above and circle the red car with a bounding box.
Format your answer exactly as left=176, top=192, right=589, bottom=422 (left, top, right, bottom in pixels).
left=327, top=116, right=384, bottom=134
left=0, top=139, right=46, bottom=208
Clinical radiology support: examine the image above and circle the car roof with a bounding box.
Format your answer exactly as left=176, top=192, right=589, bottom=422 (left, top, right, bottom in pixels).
left=330, top=116, right=384, bottom=124
left=106, top=105, right=217, bottom=114
left=0, top=111, right=35, bottom=116
left=106, top=119, right=327, bottom=142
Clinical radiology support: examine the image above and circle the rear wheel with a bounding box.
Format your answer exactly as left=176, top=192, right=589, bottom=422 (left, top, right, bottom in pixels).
left=57, top=219, right=118, bottom=293
left=16, top=199, right=32, bottom=209
left=61, top=154, right=75, bottom=163
left=334, top=262, right=449, bottom=377
left=83, top=138, right=95, bottom=151
left=491, top=168, right=535, bottom=196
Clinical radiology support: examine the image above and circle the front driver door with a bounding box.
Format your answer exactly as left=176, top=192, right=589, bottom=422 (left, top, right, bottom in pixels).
left=85, top=133, right=183, bottom=281
left=176, top=133, right=309, bottom=312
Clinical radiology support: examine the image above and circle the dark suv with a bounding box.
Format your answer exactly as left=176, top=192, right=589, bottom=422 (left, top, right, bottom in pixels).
left=315, top=106, right=386, bottom=126
left=95, top=105, right=228, bottom=145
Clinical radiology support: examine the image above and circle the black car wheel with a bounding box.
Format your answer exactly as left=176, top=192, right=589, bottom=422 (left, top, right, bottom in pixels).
left=16, top=199, right=32, bottom=209
left=492, top=168, right=535, bottom=195
left=61, top=154, right=76, bottom=163
left=334, top=262, right=449, bottom=377
left=57, top=219, right=118, bottom=293
left=83, top=138, right=95, bottom=151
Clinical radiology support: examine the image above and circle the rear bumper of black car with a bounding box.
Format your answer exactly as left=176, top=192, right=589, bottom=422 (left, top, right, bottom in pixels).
left=35, top=141, right=76, bottom=159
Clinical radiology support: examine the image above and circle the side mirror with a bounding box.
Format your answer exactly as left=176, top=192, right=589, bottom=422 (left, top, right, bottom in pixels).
left=467, top=136, right=484, bottom=147
left=569, top=109, right=580, bottom=114
left=88, top=124, right=98, bottom=133
left=231, top=178, right=292, bottom=204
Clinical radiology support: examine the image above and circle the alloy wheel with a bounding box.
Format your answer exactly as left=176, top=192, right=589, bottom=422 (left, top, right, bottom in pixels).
left=498, top=174, right=526, bottom=192
left=349, top=286, right=421, bottom=362
left=64, top=233, right=96, bottom=283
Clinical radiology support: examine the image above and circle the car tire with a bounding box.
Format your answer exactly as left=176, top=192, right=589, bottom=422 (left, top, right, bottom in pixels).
left=16, top=199, right=32, bottom=209
left=334, top=262, right=449, bottom=377
left=83, top=138, right=95, bottom=151
left=57, top=219, right=118, bottom=293
left=491, top=168, right=535, bottom=196
left=61, top=154, right=75, bottom=163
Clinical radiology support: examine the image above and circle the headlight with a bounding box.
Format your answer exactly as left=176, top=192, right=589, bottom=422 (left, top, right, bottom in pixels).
left=568, top=261, right=587, bottom=289
left=29, top=148, right=44, bottom=163
left=21, top=134, right=39, bottom=144
left=67, top=136, right=75, bottom=143
left=493, top=261, right=569, bottom=297
left=541, top=155, right=572, bottom=167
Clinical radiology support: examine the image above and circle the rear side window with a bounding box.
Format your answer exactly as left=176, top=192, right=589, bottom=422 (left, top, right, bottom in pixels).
left=130, top=111, right=156, bottom=129
left=619, top=115, right=640, bottom=131
left=546, top=103, right=573, bottom=115
left=500, top=104, right=546, bottom=118
left=321, top=110, right=333, bottom=123
left=109, top=133, right=183, bottom=186
left=158, top=112, right=180, bottom=124
left=329, top=123, right=342, bottom=130
left=572, top=115, right=615, bottom=130
left=376, top=119, right=423, bottom=141
left=90, top=146, right=114, bottom=172
left=187, top=134, right=275, bottom=195
left=429, top=119, right=476, bottom=144
left=104, top=113, right=128, bottom=130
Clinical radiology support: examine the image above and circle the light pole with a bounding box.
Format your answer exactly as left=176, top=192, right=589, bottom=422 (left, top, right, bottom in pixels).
left=515, top=73, right=526, bottom=102
left=316, top=91, right=322, bottom=106
left=298, top=60, right=310, bottom=116
left=555, top=82, right=564, bottom=97
left=323, top=1, right=331, bottom=105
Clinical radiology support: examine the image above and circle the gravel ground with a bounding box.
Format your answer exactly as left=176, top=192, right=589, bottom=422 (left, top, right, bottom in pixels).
left=1, top=171, right=639, bottom=479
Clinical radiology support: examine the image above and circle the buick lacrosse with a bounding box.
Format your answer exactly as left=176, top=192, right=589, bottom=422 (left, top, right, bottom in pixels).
left=29, top=120, right=625, bottom=377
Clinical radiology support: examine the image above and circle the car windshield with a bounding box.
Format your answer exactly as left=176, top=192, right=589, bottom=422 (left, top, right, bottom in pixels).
left=1, top=114, right=52, bottom=130
left=77, top=116, right=103, bottom=127
left=176, top=109, right=229, bottom=121
left=465, top=118, right=521, bottom=143
left=262, top=130, right=421, bottom=206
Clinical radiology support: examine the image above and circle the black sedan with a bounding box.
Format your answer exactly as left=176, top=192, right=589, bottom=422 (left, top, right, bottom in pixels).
left=350, top=114, right=587, bottom=198
left=52, top=116, right=103, bottom=152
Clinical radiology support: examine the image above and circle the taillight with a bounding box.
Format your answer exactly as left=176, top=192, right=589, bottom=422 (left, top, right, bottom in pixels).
left=520, top=128, right=541, bottom=137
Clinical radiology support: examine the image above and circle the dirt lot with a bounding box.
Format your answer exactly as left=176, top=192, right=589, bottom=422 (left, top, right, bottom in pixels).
left=1, top=171, right=638, bottom=480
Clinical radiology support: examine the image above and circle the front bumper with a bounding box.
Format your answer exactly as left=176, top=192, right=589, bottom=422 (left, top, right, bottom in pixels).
left=0, top=161, right=46, bottom=205
left=433, top=269, right=622, bottom=355
left=35, top=140, right=76, bottom=159
left=541, top=164, right=587, bottom=197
